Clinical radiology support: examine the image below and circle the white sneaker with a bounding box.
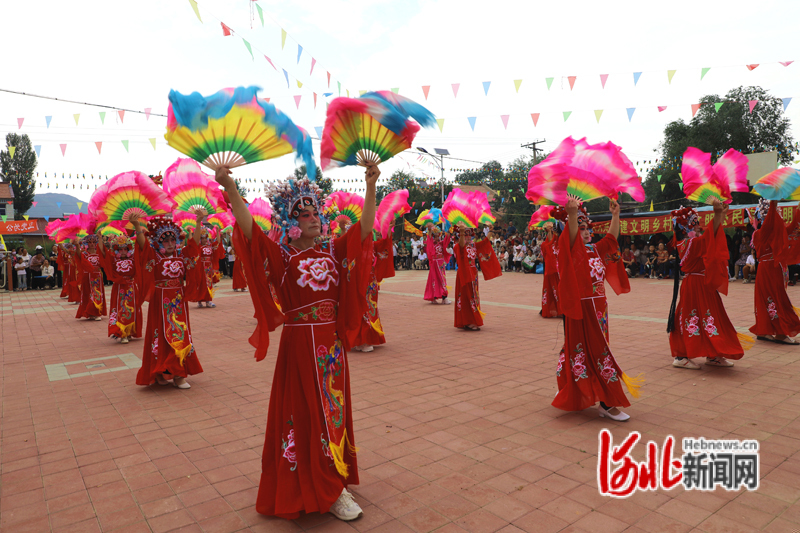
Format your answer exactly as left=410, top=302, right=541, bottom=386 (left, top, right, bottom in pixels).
left=598, top=405, right=630, bottom=422
left=441, top=298, right=452, bottom=305
left=173, top=377, right=191, bottom=389
left=120, top=337, right=129, bottom=344
left=672, top=357, right=701, bottom=370
left=329, top=489, right=363, bottom=521
left=728, top=276, right=736, bottom=282
left=706, top=357, right=734, bottom=367
left=353, top=344, right=373, bottom=353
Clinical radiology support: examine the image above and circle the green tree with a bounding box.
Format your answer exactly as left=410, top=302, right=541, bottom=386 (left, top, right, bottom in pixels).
left=483, top=156, right=537, bottom=230
left=0, top=133, right=38, bottom=218
left=294, top=165, right=331, bottom=195
left=645, top=85, right=795, bottom=211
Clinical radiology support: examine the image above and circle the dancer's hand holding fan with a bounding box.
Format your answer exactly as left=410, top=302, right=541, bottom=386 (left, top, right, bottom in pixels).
left=752, top=167, right=800, bottom=200
left=320, top=91, right=436, bottom=169
left=163, top=158, right=227, bottom=215
left=89, top=171, right=176, bottom=222
left=680, top=147, right=749, bottom=204
left=165, top=86, right=316, bottom=176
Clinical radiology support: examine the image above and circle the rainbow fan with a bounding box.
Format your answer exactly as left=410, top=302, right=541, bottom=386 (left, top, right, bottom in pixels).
left=528, top=206, right=559, bottom=228
left=45, top=219, right=64, bottom=240
left=469, top=190, right=496, bottom=225
left=320, top=91, right=436, bottom=169
left=324, top=191, right=364, bottom=225
left=163, top=158, right=227, bottom=215
left=376, top=189, right=411, bottom=238
left=248, top=198, right=274, bottom=234
left=753, top=167, right=800, bottom=200
left=89, top=171, right=176, bottom=222
left=173, top=211, right=198, bottom=233
left=56, top=213, right=97, bottom=242
left=207, top=211, right=234, bottom=232
left=442, top=188, right=478, bottom=228
left=165, top=86, right=315, bottom=176
left=527, top=137, right=643, bottom=206
left=97, top=220, right=128, bottom=237
left=681, top=147, right=749, bottom=204
left=416, top=209, right=433, bottom=225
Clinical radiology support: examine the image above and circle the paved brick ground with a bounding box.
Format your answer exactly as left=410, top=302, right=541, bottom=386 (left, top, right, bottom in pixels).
left=2, top=270, right=800, bottom=532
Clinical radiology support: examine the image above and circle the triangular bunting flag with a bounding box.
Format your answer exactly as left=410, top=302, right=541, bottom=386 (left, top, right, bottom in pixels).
left=626, top=108, right=635, bottom=121
left=95, top=142, right=102, bottom=154
left=482, top=81, right=491, bottom=95
left=327, top=72, right=331, bottom=88
left=779, top=61, right=794, bottom=67
left=313, top=93, right=317, bottom=109
left=500, top=115, right=510, bottom=129
left=391, top=88, right=399, bottom=94
left=34, top=145, right=41, bottom=158
left=691, top=103, right=701, bottom=117
left=701, top=67, right=711, bottom=80
left=513, top=79, right=522, bottom=93
left=545, top=77, right=554, bottom=90
left=531, top=113, right=540, bottom=127
left=563, top=111, right=571, bottom=122
left=264, top=55, right=277, bottom=70
left=99, top=112, right=105, bottom=124
left=56, top=202, right=62, bottom=208
left=221, top=22, right=232, bottom=36
left=297, top=44, right=303, bottom=64
left=60, top=144, right=67, bottom=156
left=187, top=0, right=202, bottom=22
left=422, top=85, right=431, bottom=99
left=600, top=74, right=609, bottom=88
left=358, top=90, right=366, bottom=96
left=633, top=72, right=642, bottom=85
left=298, top=81, right=304, bottom=89
left=149, top=138, right=156, bottom=150
left=77, top=202, right=83, bottom=210
left=44, top=216, right=49, bottom=222
left=243, top=38, right=254, bottom=59
left=73, top=114, right=80, bottom=125
left=679, top=182, right=684, bottom=190
left=649, top=201, right=654, bottom=212
left=746, top=64, right=759, bottom=71
left=121, top=140, right=129, bottom=152
left=467, top=117, right=477, bottom=131
left=118, top=110, right=125, bottom=123
left=45, top=116, right=52, bottom=128
left=255, top=3, right=264, bottom=25
left=436, top=118, right=444, bottom=132
left=294, top=95, right=302, bottom=109
left=660, top=184, right=665, bottom=191
left=452, top=83, right=460, bottom=98
left=283, top=69, right=290, bottom=88
left=144, top=108, right=151, bottom=120
left=8, top=147, right=15, bottom=159
left=749, top=100, right=758, bottom=113
left=657, top=175, right=662, bottom=181
left=667, top=69, right=677, bottom=84
left=17, top=118, right=23, bottom=129
left=281, top=29, right=287, bottom=49
left=594, top=110, right=603, bottom=123
left=23, top=215, right=29, bottom=221
left=310, top=58, right=316, bottom=75
left=714, top=102, right=724, bottom=113
left=658, top=106, right=667, bottom=112
left=314, top=126, right=323, bottom=138
left=1, top=216, right=5, bottom=222
left=337, top=81, right=341, bottom=95
left=783, top=97, right=792, bottom=111
left=567, top=76, right=577, bottom=90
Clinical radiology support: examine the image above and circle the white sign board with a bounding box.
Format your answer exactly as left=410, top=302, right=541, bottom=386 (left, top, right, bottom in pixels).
left=745, top=152, right=778, bottom=185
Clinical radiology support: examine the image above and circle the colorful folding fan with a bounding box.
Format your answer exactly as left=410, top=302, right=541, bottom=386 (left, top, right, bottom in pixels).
left=56, top=213, right=97, bottom=242
left=97, top=220, right=128, bottom=237
left=320, top=91, right=436, bottom=169
left=469, top=190, right=496, bottom=225
left=442, top=188, right=478, bottom=228
left=165, top=86, right=316, bottom=177
left=45, top=219, right=64, bottom=240
left=173, top=211, right=198, bottom=233
left=163, top=158, right=227, bottom=215
left=207, top=211, right=234, bottom=232
left=89, top=171, right=176, bottom=222
left=324, top=191, right=364, bottom=225
left=528, top=206, right=558, bottom=228
left=526, top=137, right=643, bottom=206
left=752, top=167, right=800, bottom=201
left=681, top=147, right=749, bottom=204
left=376, top=189, right=411, bottom=239
left=416, top=209, right=432, bottom=225
left=248, top=198, right=273, bottom=233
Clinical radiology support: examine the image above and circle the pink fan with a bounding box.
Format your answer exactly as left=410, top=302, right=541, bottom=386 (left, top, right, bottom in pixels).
left=45, top=219, right=64, bottom=240
left=442, top=188, right=479, bottom=228
left=376, top=189, right=411, bottom=238
left=163, top=158, right=227, bottom=215
left=89, top=170, right=176, bottom=222
left=528, top=206, right=558, bottom=228
left=681, top=147, right=749, bottom=204
left=248, top=198, right=274, bottom=234
left=173, top=211, right=198, bottom=233
left=324, top=191, right=364, bottom=226
left=56, top=213, right=97, bottom=241
left=468, top=190, right=496, bottom=225
left=207, top=211, right=234, bottom=232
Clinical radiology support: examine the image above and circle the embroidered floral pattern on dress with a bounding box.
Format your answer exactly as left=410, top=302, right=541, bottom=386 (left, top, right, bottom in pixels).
left=685, top=309, right=700, bottom=337
left=316, top=341, right=345, bottom=429
left=293, top=301, right=337, bottom=322
left=151, top=329, right=159, bottom=359
left=320, top=433, right=335, bottom=464
left=297, top=257, right=338, bottom=291
left=598, top=351, right=619, bottom=383
left=162, top=259, right=185, bottom=278
left=571, top=343, right=588, bottom=381
left=109, top=309, right=118, bottom=326
left=596, top=309, right=608, bottom=337
left=556, top=350, right=565, bottom=377
left=588, top=257, right=606, bottom=282
left=116, top=259, right=134, bottom=274
left=703, top=310, right=719, bottom=336
left=281, top=428, right=298, bottom=471
left=767, top=297, right=779, bottom=320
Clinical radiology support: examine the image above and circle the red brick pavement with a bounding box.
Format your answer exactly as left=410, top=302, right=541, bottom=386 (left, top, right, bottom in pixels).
left=2, top=271, right=800, bottom=532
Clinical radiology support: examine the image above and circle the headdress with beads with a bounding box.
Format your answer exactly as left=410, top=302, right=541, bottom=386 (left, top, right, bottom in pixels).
left=754, top=198, right=770, bottom=224
left=265, top=177, right=329, bottom=241
left=82, top=234, right=99, bottom=245
left=670, top=206, right=699, bottom=234
left=146, top=216, right=182, bottom=251
left=111, top=234, right=133, bottom=249
left=576, top=205, right=591, bottom=228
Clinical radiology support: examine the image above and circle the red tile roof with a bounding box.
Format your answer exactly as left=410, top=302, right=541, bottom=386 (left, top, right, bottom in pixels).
left=0, top=182, right=14, bottom=199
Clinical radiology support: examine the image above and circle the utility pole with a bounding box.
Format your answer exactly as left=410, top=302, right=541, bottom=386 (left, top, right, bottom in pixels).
left=521, top=139, right=546, bottom=163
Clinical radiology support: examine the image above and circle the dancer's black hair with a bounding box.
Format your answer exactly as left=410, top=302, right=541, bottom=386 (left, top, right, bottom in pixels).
left=666, top=227, right=685, bottom=334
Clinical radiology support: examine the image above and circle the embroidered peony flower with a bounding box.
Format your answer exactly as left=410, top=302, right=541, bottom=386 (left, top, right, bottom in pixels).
left=282, top=429, right=297, bottom=469
left=588, top=257, right=605, bottom=281
left=297, top=257, right=337, bottom=291
left=162, top=259, right=184, bottom=278
left=116, top=259, right=134, bottom=273
left=600, top=366, right=616, bottom=382
left=316, top=301, right=336, bottom=321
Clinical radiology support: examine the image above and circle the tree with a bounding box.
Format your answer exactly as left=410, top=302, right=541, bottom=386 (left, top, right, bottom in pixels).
left=294, top=164, right=331, bottom=195
left=645, top=85, right=795, bottom=211
left=0, top=133, right=38, bottom=218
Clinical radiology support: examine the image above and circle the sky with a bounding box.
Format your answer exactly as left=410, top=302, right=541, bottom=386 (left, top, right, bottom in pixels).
left=1, top=0, right=798, bottom=204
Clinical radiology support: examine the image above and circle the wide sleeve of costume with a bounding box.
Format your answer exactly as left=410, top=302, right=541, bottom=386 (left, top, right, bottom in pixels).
left=135, top=241, right=156, bottom=303
left=232, top=220, right=286, bottom=361
left=181, top=239, right=200, bottom=264
left=595, top=233, right=630, bottom=295
left=782, top=206, right=800, bottom=264
left=334, top=221, right=374, bottom=351
left=701, top=219, right=730, bottom=296
left=373, top=236, right=395, bottom=281
left=557, top=223, right=584, bottom=320
left=475, top=238, right=502, bottom=281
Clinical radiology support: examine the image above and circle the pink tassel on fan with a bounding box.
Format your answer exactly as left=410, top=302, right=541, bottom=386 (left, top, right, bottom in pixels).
left=376, top=189, right=411, bottom=238
left=442, top=188, right=479, bottom=228
left=163, top=158, right=227, bottom=215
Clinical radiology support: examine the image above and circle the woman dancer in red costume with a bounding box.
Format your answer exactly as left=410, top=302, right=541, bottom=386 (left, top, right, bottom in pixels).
left=423, top=220, right=451, bottom=304
left=453, top=225, right=483, bottom=330
left=98, top=234, right=142, bottom=344
left=72, top=234, right=107, bottom=321
left=540, top=221, right=562, bottom=318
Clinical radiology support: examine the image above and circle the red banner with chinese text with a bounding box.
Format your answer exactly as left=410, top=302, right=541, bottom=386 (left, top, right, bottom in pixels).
left=592, top=206, right=796, bottom=235
left=0, top=220, right=38, bottom=234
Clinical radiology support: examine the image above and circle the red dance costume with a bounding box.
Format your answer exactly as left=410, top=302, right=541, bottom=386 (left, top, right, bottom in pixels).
left=553, top=229, right=631, bottom=411
left=750, top=202, right=800, bottom=338
left=233, top=220, right=372, bottom=519
left=74, top=250, right=107, bottom=319
left=64, top=247, right=81, bottom=303
left=232, top=258, right=248, bottom=290
left=540, top=236, right=561, bottom=318
left=58, top=247, right=69, bottom=298
left=135, top=240, right=203, bottom=385
left=188, top=239, right=223, bottom=302
left=423, top=232, right=451, bottom=301
left=453, top=239, right=484, bottom=328
left=101, top=247, right=142, bottom=339
left=669, top=221, right=744, bottom=360
left=353, top=236, right=394, bottom=347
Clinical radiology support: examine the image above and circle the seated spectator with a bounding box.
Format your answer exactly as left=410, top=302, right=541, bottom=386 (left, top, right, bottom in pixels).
left=498, top=246, right=509, bottom=271
left=743, top=250, right=756, bottom=283
left=415, top=251, right=428, bottom=270
left=622, top=245, right=636, bottom=278
left=38, top=260, right=56, bottom=289
left=645, top=245, right=657, bottom=279
left=522, top=250, right=536, bottom=274
left=656, top=243, right=670, bottom=279
left=397, top=244, right=410, bottom=269
left=734, top=238, right=749, bottom=280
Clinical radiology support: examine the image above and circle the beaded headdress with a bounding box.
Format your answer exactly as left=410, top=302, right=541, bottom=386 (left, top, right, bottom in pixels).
left=82, top=234, right=99, bottom=245
left=111, top=234, right=133, bottom=249
left=146, top=216, right=182, bottom=251
left=265, top=177, right=329, bottom=241
left=755, top=198, right=770, bottom=223
left=671, top=206, right=699, bottom=234
left=576, top=205, right=591, bottom=227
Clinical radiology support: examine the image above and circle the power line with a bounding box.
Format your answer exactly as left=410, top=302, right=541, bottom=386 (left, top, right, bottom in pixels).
left=521, top=139, right=546, bottom=162
left=0, top=88, right=165, bottom=117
